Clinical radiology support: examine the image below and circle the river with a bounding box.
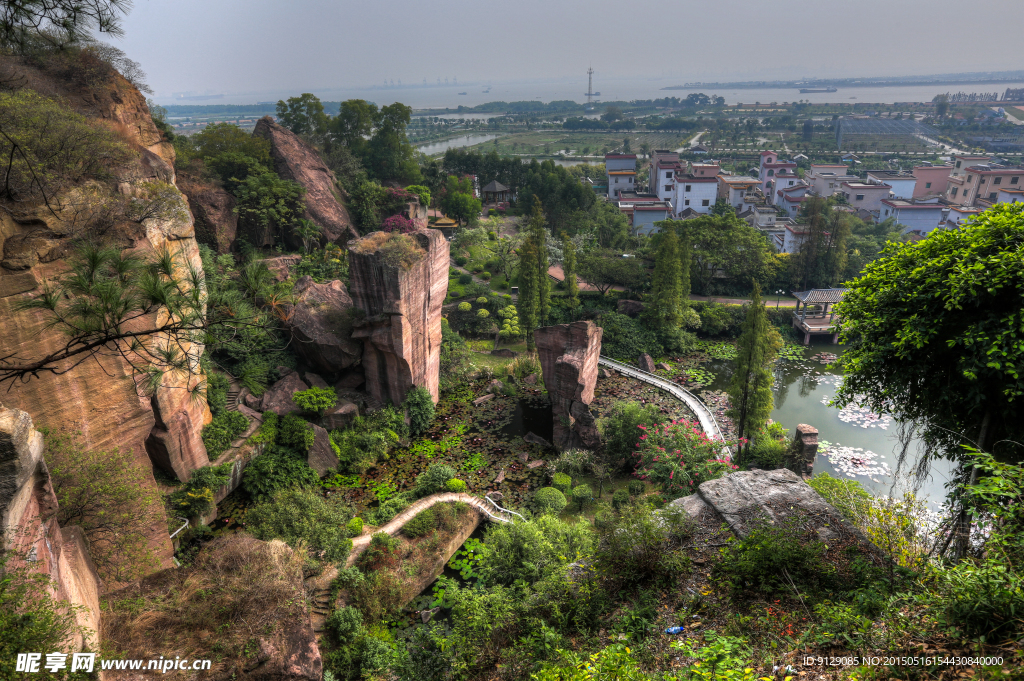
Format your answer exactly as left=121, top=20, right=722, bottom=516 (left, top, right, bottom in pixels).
left=706, top=343, right=954, bottom=508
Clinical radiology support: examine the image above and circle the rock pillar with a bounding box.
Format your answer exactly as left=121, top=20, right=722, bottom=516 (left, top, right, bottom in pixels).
left=534, top=321, right=603, bottom=451
left=787, top=423, right=819, bottom=475
left=0, top=404, right=101, bottom=650
left=348, top=229, right=448, bottom=406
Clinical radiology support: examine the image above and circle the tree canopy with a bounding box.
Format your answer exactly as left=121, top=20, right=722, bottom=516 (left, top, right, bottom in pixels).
left=662, top=215, right=775, bottom=295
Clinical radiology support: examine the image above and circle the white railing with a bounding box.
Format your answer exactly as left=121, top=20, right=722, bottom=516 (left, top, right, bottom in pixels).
left=169, top=517, right=190, bottom=540
left=483, top=494, right=525, bottom=523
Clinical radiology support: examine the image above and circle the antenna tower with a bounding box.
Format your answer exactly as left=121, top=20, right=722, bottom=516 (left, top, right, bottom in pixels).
left=586, top=66, right=594, bottom=106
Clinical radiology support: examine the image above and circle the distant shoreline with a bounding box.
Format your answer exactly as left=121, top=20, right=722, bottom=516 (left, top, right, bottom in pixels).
left=662, top=77, right=1024, bottom=91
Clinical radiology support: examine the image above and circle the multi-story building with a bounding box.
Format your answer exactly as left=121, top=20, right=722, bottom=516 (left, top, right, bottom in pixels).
left=804, top=164, right=858, bottom=197
left=946, top=205, right=983, bottom=226
left=671, top=174, right=718, bottom=216
left=880, top=199, right=947, bottom=235
left=775, top=184, right=810, bottom=218
left=605, top=153, right=637, bottom=199
left=718, top=175, right=763, bottom=211
left=866, top=170, right=917, bottom=199
left=758, top=150, right=798, bottom=202
left=648, top=150, right=682, bottom=203
left=840, top=181, right=893, bottom=215
left=945, top=163, right=1024, bottom=206
left=997, top=187, right=1024, bottom=204
left=689, top=162, right=720, bottom=178
left=614, top=192, right=673, bottom=235
left=739, top=205, right=778, bottom=231
left=911, top=163, right=953, bottom=198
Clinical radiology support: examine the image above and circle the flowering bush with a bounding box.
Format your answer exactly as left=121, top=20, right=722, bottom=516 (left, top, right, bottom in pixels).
left=632, top=419, right=741, bottom=498
left=381, top=214, right=415, bottom=234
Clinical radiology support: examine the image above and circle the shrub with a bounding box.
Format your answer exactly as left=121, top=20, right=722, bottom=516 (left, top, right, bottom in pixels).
left=485, top=259, right=500, bottom=270
left=548, top=449, right=594, bottom=479
left=201, top=410, right=250, bottom=457
left=476, top=296, right=489, bottom=304
left=499, top=280, right=510, bottom=290
left=329, top=407, right=404, bottom=475
left=403, top=385, right=435, bottom=436
left=458, top=273, right=473, bottom=285
left=572, top=484, right=593, bottom=510
left=480, top=271, right=492, bottom=280
left=612, top=488, right=630, bottom=510
left=936, top=558, right=1024, bottom=639
left=552, top=472, right=572, bottom=494
left=249, top=411, right=279, bottom=446
left=808, top=472, right=872, bottom=523
left=371, top=492, right=414, bottom=525
left=347, top=517, right=364, bottom=537
left=414, top=463, right=457, bottom=497
left=476, top=308, right=490, bottom=318
left=206, top=371, right=230, bottom=416
left=596, top=500, right=693, bottom=585
left=381, top=214, right=415, bottom=234
left=445, top=478, right=467, bottom=493
left=747, top=434, right=785, bottom=469
left=403, top=508, right=437, bottom=537
left=534, top=487, right=567, bottom=515
left=361, top=532, right=402, bottom=571
left=247, top=488, right=354, bottom=565
left=504, top=353, right=541, bottom=381
left=633, top=418, right=736, bottom=499
left=627, top=480, right=645, bottom=497
left=242, top=446, right=320, bottom=502
left=458, top=301, right=472, bottom=312
left=168, top=463, right=233, bottom=518
left=279, top=413, right=315, bottom=453
left=480, top=514, right=595, bottom=586
left=600, top=402, right=666, bottom=472
left=716, top=517, right=833, bottom=594
left=292, top=387, right=338, bottom=416
left=455, top=256, right=469, bottom=267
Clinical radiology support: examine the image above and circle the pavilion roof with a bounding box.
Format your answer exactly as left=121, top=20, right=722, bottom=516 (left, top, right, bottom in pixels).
left=793, top=288, right=848, bottom=303
left=482, top=180, right=509, bottom=193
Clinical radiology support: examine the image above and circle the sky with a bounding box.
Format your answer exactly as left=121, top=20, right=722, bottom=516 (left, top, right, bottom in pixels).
left=116, top=0, right=1024, bottom=105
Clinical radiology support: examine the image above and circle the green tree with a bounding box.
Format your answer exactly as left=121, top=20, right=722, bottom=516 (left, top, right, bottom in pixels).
left=276, top=93, right=329, bottom=139
left=441, top=175, right=481, bottom=225
left=365, top=102, right=420, bottom=183
left=234, top=171, right=306, bottom=246
left=191, top=121, right=271, bottom=165
left=246, top=487, right=353, bottom=565
left=404, top=385, right=435, bottom=436
left=577, top=249, right=646, bottom=296
left=670, top=215, right=774, bottom=295
left=293, top=218, right=323, bottom=253
left=517, top=236, right=541, bottom=351
left=332, top=99, right=379, bottom=157
left=562, top=232, right=580, bottom=319
left=726, top=284, right=782, bottom=461
left=292, top=386, right=338, bottom=416
left=646, top=229, right=683, bottom=332
left=835, top=203, right=1024, bottom=558
left=528, top=198, right=551, bottom=325
left=0, top=0, right=131, bottom=53
left=792, top=196, right=851, bottom=290
left=933, top=94, right=950, bottom=118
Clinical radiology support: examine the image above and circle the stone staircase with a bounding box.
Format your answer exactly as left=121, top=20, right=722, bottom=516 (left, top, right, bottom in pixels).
left=225, top=378, right=241, bottom=412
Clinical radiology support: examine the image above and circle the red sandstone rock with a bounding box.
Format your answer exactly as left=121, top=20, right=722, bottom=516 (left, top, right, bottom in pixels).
left=264, top=254, right=302, bottom=282
left=179, top=176, right=237, bottom=254
left=308, top=425, right=339, bottom=475
left=321, top=400, right=358, bottom=431
left=261, top=373, right=309, bottom=415
left=535, top=321, right=604, bottom=451
left=637, top=353, right=656, bottom=373
left=284, top=276, right=362, bottom=375
left=253, top=117, right=357, bottom=246
left=145, top=384, right=211, bottom=482
left=348, top=228, right=448, bottom=405
left=303, top=372, right=330, bottom=389
left=335, top=368, right=365, bottom=390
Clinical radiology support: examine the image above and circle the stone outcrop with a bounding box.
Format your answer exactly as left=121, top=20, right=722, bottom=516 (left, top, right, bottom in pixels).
left=263, top=254, right=302, bottom=282
left=321, top=400, right=358, bottom=431
left=534, top=321, right=603, bottom=451
left=637, top=353, right=656, bottom=373
left=1, top=404, right=102, bottom=650
left=260, top=369, right=309, bottom=416
left=146, top=385, right=211, bottom=483
left=284, top=276, right=362, bottom=375
left=787, top=424, right=819, bottom=475
left=348, top=228, right=448, bottom=406
left=307, top=425, right=339, bottom=476
left=178, top=176, right=237, bottom=254
left=253, top=117, right=357, bottom=246
left=617, top=299, right=645, bottom=317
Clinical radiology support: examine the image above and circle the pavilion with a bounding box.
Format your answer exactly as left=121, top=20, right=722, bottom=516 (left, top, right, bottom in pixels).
left=481, top=180, right=511, bottom=204
left=792, top=288, right=847, bottom=345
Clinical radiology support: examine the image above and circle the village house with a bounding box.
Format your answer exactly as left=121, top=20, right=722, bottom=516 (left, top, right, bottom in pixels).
left=605, top=153, right=637, bottom=199
left=866, top=170, right=917, bottom=199
left=880, top=198, right=947, bottom=235
left=648, top=150, right=682, bottom=203
left=911, top=163, right=953, bottom=198
left=840, top=181, right=893, bottom=216
left=672, top=173, right=718, bottom=216
left=804, top=164, right=858, bottom=197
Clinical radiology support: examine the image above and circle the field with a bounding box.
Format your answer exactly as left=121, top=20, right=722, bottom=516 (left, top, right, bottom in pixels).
left=464, top=130, right=698, bottom=158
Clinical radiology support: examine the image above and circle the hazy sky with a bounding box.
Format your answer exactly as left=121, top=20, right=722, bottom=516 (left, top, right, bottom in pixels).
left=117, top=0, right=1024, bottom=103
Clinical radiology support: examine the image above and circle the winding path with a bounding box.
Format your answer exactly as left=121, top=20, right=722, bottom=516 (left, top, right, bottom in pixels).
left=345, top=493, right=520, bottom=567
left=598, top=356, right=727, bottom=445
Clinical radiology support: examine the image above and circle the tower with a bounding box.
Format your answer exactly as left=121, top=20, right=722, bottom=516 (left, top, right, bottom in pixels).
left=586, top=66, right=594, bottom=106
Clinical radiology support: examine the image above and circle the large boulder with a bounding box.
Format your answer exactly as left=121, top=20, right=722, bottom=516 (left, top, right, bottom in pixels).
left=260, top=370, right=309, bottom=416
left=321, top=400, right=358, bottom=431
left=307, top=425, right=339, bottom=476
left=534, top=321, right=603, bottom=451
left=283, top=277, right=362, bottom=375
left=348, top=229, right=449, bottom=406
left=637, top=353, right=656, bottom=373
left=253, top=117, right=357, bottom=246
left=263, top=254, right=302, bottom=283
left=617, top=299, right=645, bottom=317
left=179, top=177, right=237, bottom=254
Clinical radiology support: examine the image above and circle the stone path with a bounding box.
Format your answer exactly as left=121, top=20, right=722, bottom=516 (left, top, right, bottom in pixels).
left=598, top=356, right=727, bottom=446
left=345, top=492, right=517, bottom=567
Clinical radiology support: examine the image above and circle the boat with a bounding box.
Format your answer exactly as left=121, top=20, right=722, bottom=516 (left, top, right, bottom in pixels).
left=458, top=92, right=467, bottom=95
left=799, top=87, right=838, bottom=93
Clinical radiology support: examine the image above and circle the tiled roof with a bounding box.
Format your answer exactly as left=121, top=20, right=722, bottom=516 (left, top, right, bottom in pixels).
left=793, top=289, right=848, bottom=303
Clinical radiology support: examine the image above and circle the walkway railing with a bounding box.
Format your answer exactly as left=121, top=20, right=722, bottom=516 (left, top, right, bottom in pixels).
left=598, top=356, right=728, bottom=447
left=483, top=494, right=524, bottom=524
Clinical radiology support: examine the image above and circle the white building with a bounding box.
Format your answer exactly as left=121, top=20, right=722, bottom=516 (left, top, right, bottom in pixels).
left=718, top=175, right=763, bottom=212
left=997, top=188, right=1024, bottom=204
left=649, top=151, right=681, bottom=203
left=804, top=164, right=858, bottom=197
left=605, top=153, right=637, bottom=199
left=758, top=150, right=798, bottom=202
left=776, top=184, right=810, bottom=218
left=840, top=181, right=893, bottom=215
left=866, top=171, right=917, bottom=200
left=880, top=199, right=948, bottom=235
left=672, top=175, right=718, bottom=215
left=946, top=205, right=983, bottom=226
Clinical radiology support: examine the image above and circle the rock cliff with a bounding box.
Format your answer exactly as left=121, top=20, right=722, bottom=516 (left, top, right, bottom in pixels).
left=348, top=227, right=448, bottom=406
left=0, top=404, right=102, bottom=650
left=284, top=276, right=362, bottom=375
left=253, top=116, right=357, bottom=246
left=535, top=321, right=603, bottom=451
left=177, top=176, right=237, bottom=254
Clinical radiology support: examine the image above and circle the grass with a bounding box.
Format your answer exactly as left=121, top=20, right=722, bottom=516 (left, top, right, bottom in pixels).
left=466, top=130, right=695, bottom=158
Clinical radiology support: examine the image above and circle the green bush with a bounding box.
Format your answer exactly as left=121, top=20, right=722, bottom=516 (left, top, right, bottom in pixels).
left=247, top=487, right=353, bottom=565
left=480, top=271, right=492, bottom=280
left=242, top=446, right=320, bottom=502
left=716, top=518, right=833, bottom=594
left=533, top=487, right=567, bottom=515
left=808, top=472, right=872, bottom=522
left=329, top=406, right=405, bottom=475
left=347, top=517, right=364, bottom=537
left=403, top=508, right=437, bottom=537
left=414, top=463, right=457, bottom=497
left=627, top=480, right=645, bottom=497
left=485, top=259, right=500, bottom=270
left=747, top=435, right=785, bottom=469
left=292, top=387, right=338, bottom=416
left=371, top=492, right=414, bottom=525
left=404, top=386, right=435, bottom=436
left=205, top=372, right=230, bottom=416
left=248, top=411, right=279, bottom=446
left=572, top=484, right=593, bottom=510
left=552, top=472, right=572, bottom=494
left=937, top=558, right=1024, bottom=639
left=445, top=478, right=467, bottom=493
left=479, top=514, right=595, bottom=586
left=455, top=256, right=469, bottom=267
left=279, top=413, right=315, bottom=453
left=498, top=280, right=510, bottom=290
left=167, top=463, right=233, bottom=518
left=596, top=500, right=693, bottom=585
left=458, top=301, right=472, bottom=312
left=600, top=402, right=666, bottom=472
left=361, top=532, right=402, bottom=571
left=458, top=273, right=473, bottom=285
left=612, top=488, right=630, bottom=510
left=201, top=410, right=250, bottom=457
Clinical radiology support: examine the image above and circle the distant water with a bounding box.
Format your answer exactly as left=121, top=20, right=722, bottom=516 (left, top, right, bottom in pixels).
left=415, top=134, right=500, bottom=155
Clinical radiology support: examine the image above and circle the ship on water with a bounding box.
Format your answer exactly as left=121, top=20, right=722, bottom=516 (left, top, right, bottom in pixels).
left=799, top=86, right=838, bottom=93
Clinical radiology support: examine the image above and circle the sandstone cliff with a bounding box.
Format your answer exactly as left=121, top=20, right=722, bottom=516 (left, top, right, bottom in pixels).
left=0, top=404, right=102, bottom=650
left=177, top=176, right=238, bottom=254
left=535, top=321, right=603, bottom=451
left=253, top=116, right=357, bottom=247
left=348, top=225, right=448, bottom=406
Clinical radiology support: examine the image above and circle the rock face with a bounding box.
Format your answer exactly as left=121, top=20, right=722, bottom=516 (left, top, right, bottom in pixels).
left=788, top=424, right=819, bottom=474
left=307, top=425, right=339, bottom=476
left=534, top=321, right=604, bottom=451
left=146, top=385, right=211, bottom=483
left=260, top=370, right=309, bottom=416
left=263, top=254, right=302, bottom=282
left=284, top=276, right=362, bottom=375
left=178, top=177, right=237, bottom=254
left=637, top=353, right=656, bottom=373
left=253, top=117, right=357, bottom=246
left=617, top=299, right=645, bottom=317
left=0, top=404, right=102, bottom=650
left=348, top=229, right=448, bottom=406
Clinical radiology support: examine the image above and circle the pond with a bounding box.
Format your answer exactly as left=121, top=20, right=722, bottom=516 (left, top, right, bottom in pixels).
left=415, top=134, right=500, bottom=155
left=703, top=341, right=954, bottom=507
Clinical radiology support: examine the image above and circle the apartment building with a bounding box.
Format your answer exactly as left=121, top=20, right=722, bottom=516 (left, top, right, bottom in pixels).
left=672, top=174, right=718, bottom=215
left=945, top=163, right=1024, bottom=207
left=866, top=170, right=917, bottom=199
left=718, top=175, right=763, bottom=211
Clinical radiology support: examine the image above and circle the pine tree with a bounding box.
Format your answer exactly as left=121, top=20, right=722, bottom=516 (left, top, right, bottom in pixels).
left=562, top=232, right=580, bottom=320
left=528, top=198, right=551, bottom=326
left=646, top=230, right=683, bottom=333
left=517, top=237, right=540, bottom=351
left=678, top=236, right=691, bottom=301
left=726, top=284, right=782, bottom=461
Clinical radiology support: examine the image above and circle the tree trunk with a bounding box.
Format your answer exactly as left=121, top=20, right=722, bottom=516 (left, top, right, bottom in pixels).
left=954, top=408, right=991, bottom=563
